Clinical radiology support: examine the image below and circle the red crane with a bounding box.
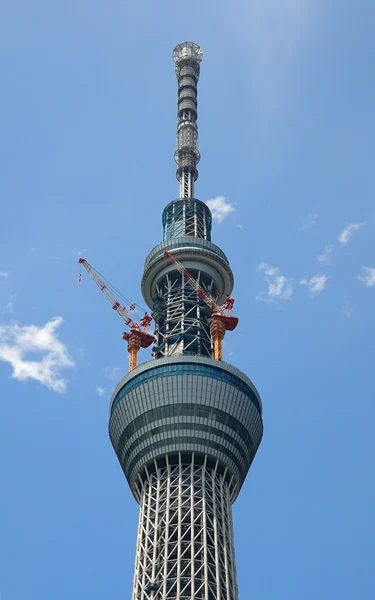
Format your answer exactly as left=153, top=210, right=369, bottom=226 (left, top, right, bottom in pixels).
left=78, top=257, right=154, bottom=371
left=164, top=251, right=238, bottom=361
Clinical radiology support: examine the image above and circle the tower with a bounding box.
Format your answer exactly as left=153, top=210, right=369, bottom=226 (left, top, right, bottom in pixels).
left=109, top=42, right=263, bottom=600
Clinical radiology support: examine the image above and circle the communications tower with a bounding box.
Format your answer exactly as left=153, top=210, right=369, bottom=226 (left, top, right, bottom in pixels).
left=109, top=42, right=263, bottom=600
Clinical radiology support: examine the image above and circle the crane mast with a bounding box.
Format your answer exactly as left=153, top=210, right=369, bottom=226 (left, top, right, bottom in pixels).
left=78, top=257, right=154, bottom=371
left=164, top=251, right=238, bottom=360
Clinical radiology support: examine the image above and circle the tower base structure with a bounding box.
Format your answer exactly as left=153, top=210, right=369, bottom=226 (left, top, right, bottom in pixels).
left=134, top=454, right=237, bottom=600
left=109, top=356, right=263, bottom=600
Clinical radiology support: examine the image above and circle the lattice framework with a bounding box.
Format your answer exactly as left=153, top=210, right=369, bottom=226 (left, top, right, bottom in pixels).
left=152, top=270, right=214, bottom=358
left=133, top=454, right=238, bottom=600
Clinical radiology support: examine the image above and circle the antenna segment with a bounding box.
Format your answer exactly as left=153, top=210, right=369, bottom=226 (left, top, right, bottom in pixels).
left=173, top=42, right=203, bottom=199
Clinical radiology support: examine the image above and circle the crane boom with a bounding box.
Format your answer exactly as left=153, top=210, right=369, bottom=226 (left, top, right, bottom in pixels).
left=164, top=251, right=236, bottom=319
left=79, top=258, right=137, bottom=328
left=78, top=257, right=154, bottom=371
left=164, top=251, right=238, bottom=361
left=164, top=251, right=218, bottom=309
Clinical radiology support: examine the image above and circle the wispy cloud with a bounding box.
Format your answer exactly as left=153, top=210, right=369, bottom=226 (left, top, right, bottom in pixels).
left=5, top=301, right=15, bottom=314
left=357, top=266, right=375, bottom=288
left=96, top=386, right=107, bottom=397
left=76, top=249, right=87, bottom=257
left=317, top=244, right=333, bottom=266
left=300, top=275, right=329, bottom=295
left=302, top=209, right=319, bottom=229
left=256, top=262, right=293, bottom=302
left=206, top=197, right=235, bottom=222
left=339, top=296, right=353, bottom=318
left=338, top=222, right=366, bottom=245
left=0, top=272, right=9, bottom=278
left=258, top=262, right=279, bottom=277
left=4, top=294, right=16, bottom=314
left=103, top=365, right=123, bottom=381
left=0, top=317, right=74, bottom=392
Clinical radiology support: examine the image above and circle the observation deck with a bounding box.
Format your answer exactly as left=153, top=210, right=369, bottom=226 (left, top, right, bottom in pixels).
left=109, top=355, right=263, bottom=502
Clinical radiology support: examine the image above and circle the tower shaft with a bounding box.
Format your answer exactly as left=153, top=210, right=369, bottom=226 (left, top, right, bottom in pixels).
left=133, top=455, right=237, bottom=600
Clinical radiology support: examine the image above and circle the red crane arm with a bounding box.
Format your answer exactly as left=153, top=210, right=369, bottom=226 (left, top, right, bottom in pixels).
left=164, top=251, right=238, bottom=333
left=78, top=258, right=136, bottom=329
left=164, top=251, right=218, bottom=310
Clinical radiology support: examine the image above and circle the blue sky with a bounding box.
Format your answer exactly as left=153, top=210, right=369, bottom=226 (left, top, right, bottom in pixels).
left=0, top=0, right=374, bottom=598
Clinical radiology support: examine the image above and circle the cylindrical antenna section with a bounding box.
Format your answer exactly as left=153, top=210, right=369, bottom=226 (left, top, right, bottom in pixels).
left=172, top=42, right=203, bottom=199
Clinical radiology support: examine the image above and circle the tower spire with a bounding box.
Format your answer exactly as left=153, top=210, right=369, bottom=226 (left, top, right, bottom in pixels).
left=173, top=42, right=203, bottom=199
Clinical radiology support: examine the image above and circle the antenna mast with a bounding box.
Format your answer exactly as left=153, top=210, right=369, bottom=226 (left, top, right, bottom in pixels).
left=173, top=42, right=203, bottom=199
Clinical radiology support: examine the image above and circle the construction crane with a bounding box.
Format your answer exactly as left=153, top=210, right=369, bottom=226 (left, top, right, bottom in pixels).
left=78, top=257, right=154, bottom=371
left=164, top=251, right=238, bottom=361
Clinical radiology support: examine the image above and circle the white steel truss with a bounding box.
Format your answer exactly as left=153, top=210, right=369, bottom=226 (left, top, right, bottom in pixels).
left=132, top=454, right=238, bottom=600
left=180, top=169, right=194, bottom=200
left=153, top=271, right=213, bottom=358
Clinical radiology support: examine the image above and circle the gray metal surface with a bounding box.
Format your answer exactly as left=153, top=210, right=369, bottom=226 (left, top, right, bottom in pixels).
left=172, top=42, right=203, bottom=199
left=142, top=238, right=234, bottom=309
left=109, top=356, right=263, bottom=501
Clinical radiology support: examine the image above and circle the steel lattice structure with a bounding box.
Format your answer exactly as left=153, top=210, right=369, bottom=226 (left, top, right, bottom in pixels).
left=133, top=455, right=237, bottom=600
left=152, top=269, right=213, bottom=358
left=109, top=43, right=264, bottom=600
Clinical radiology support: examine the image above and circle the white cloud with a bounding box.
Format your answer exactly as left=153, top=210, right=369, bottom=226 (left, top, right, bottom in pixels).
left=302, top=209, right=319, bottom=229
left=96, top=386, right=107, bottom=397
left=0, top=272, right=9, bottom=278
left=103, top=365, right=123, bottom=381
left=338, top=222, right=366, bottom=244
left=258, top=262, right=279, bottom=277
left=317, top=244, right=333, bottom=266
left=206, top=197, right=235, bottom=222
left=235, top=224, right=243, bottom=229
left=357, top=266, right=375, bottom=288
left=0, top=317, right=74, bottom=392
left=257, top=262, right=293, bottom=302
left=300, top=275, right=329, bottom=295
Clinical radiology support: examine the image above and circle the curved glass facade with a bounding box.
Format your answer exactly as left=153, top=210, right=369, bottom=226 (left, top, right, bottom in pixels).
left=109, top=358, right=263, bottom=499
left=162, top=198, right=212, bottom=241
left=111, top=362, right=261, bottom=413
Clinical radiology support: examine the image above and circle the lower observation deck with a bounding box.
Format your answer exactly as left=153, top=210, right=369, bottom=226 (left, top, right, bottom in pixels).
left=109, top=356, right=263, bottom=503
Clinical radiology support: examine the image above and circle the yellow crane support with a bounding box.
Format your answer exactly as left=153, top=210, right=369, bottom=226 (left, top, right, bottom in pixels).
left=210, top=318, right=226, bottom=361
left=126, top=331, right=143, bottom=372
